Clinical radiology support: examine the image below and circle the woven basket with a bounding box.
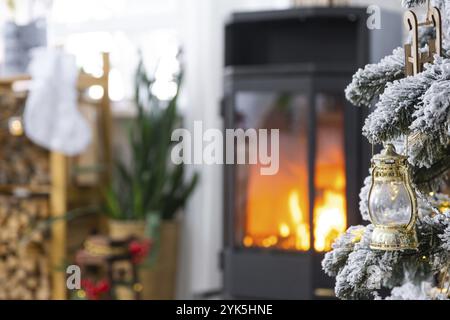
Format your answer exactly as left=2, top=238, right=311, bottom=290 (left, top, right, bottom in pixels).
left=108, top=219, right=146, bottom=240
left=107, top=218, right=179, bottom=300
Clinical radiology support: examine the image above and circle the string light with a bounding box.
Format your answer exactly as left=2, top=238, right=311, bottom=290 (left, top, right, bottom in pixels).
left=8, top=116, right=24, bottom=136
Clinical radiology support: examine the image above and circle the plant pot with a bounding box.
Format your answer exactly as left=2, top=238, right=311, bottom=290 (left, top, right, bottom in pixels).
left=143, top=220, right=179, bottom=300
left=107, top=218, right=179, bottom=300
left=108, top=219, right=146, bottom=240
left=107, top=219, right=146, bottom=300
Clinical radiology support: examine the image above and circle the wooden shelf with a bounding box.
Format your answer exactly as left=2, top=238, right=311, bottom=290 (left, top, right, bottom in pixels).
left=0, top=74, right=31, bottom=86
left=0, top=72, right=105, bottom=90
left=0, top=184, right=51, bottom=196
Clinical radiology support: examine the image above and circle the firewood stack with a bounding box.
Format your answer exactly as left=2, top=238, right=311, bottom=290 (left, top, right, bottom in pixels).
left=0, top=136, right=50, bottom=186
left=0, top=95, right=52, bottom=299
left=0, top=196, right=51, bottom=300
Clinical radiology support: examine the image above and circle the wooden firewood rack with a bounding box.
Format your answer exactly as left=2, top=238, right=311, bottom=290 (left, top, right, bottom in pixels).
left=0, top=52, right=112, bottom=300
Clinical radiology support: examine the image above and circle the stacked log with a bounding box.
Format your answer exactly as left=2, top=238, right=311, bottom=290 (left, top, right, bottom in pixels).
left=0, top=196, right=51, bottom=300
left=0, top=136, right=50, bottom=186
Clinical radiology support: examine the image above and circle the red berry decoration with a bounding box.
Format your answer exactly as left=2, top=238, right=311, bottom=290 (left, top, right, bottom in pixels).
left=129, top=238, right=152, bottom=264
left=81, top=278, right=110, bottom=300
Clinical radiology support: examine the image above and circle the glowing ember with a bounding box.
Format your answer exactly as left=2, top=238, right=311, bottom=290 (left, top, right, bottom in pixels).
left=262, top=236, right=278, bottom=248
left=279, top=223, right=291, bottom=238
left=243, top=236, right=253, bottom=247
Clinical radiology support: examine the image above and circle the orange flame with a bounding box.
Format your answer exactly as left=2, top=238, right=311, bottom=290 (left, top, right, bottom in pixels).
left=313, top=190, right=346, bottom=252
left=287, top=190, right=310, bottom=251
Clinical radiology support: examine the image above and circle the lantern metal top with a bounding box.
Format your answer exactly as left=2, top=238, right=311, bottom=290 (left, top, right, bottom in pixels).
left=372, top=144, right=407, bottom=167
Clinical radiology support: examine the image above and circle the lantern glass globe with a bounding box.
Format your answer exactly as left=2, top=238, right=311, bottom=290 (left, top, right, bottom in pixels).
left=369, top=180, right=412, bottom=227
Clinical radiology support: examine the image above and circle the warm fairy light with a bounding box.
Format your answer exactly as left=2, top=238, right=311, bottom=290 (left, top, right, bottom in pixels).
left=8, top=117, right=24, bottom=136
left=133, top=283, right=143, bottom=292
left=314, top=190, right=346, bottom=252
left=350, top=227, right=365, bottom=243
left=88, top=85, right=104, bottom=100
left=77, top=290, right=86, bottom=299
left=439, top=201, right=450, bottom=213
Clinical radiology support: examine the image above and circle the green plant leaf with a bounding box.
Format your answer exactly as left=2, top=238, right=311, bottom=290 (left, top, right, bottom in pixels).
left=104, top=187, right=122, bottom=220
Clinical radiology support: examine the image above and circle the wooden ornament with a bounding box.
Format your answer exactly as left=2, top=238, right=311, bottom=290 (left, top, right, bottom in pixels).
left=404, top=2, right=442, bottom=76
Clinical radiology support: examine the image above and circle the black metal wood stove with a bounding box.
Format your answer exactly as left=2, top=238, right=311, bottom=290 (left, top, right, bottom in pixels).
left=221, top=7, right=401, bottom=299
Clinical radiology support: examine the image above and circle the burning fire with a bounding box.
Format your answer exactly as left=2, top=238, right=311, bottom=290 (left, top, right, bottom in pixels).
left=313, top=190, right=346, bottom=252
left=242, top=114, right=347, bottom=252
left=243, top=176, right=346, bottom=252
left=287, top=190, right=310, bottom=251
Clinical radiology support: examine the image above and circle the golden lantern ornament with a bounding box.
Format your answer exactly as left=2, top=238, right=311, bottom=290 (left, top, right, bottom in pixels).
left=368, top=144, right=418, bottom=251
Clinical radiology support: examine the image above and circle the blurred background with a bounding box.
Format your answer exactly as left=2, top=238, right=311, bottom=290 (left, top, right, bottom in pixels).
left=0, top=0, right=405, bottom=300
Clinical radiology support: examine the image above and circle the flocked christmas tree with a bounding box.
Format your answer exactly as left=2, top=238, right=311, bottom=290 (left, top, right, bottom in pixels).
left=322, top=0, right=450, bottom=300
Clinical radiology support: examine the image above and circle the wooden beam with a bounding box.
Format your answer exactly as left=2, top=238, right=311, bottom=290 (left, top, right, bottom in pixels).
left=100, top=52, right=113, bottom=184
left=50, top=152, right=68, bottom=300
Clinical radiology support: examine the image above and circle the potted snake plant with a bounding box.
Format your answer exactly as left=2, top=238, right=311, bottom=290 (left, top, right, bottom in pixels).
left=104, top=57, right=198, bottom=299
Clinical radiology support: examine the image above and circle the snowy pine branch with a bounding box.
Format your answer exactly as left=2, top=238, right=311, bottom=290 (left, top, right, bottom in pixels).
left=409, top=78, right=450, bottom=167
left=358, top=174, right=371, bottom=221
left=362, top=74, right=431, bottom=143
left=402, top=0, right=428, bottom=8
left=328, top=0, right=450, bottom=300
left=345, top=47, right=405, bottom=107
left=324, top=194, right=450, bottom=300
left=363, top=56, right=450, bottom=148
